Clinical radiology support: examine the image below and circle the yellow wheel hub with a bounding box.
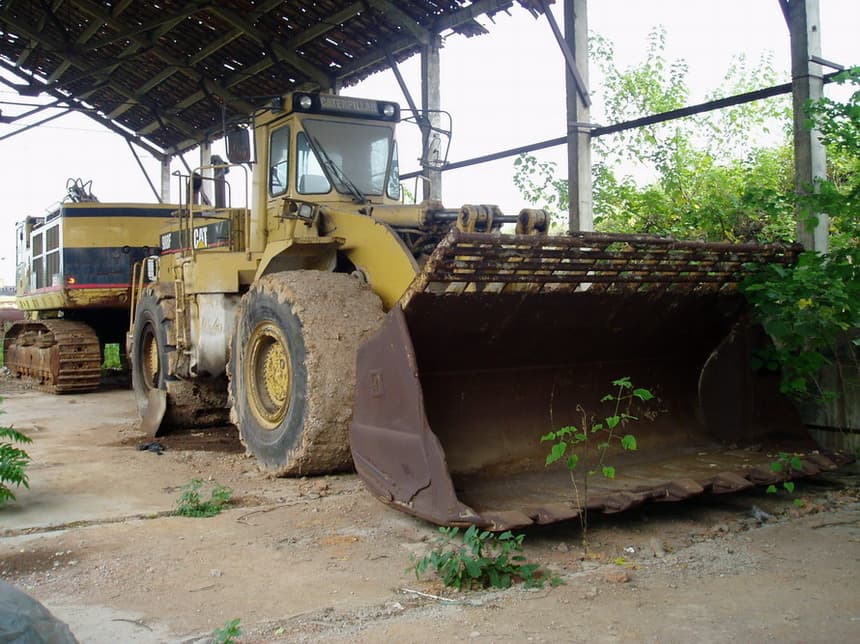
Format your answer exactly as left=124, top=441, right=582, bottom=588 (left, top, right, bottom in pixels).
left=246, top=321, right=292, bottom=430
left=142, top=329, right=159, bottom=389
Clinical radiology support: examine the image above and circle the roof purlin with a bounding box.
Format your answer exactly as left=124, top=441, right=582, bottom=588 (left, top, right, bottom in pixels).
left=67, top=0, right=258, bottom=129
left=0, top=11, right=205, bottom=141
left=109, top=0, right=287, bottom=120
left=0, top=57, right=169, bottom=160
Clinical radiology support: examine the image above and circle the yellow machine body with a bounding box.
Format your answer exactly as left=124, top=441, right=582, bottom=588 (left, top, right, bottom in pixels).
left=128, top=93, right=852, bottom=529
left=6, top=200, right=176, bottom=392
left=15, top=202, right=175, bottom=312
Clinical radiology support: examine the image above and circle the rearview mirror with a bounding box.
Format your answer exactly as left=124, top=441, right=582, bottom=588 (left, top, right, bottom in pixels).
left=226, top=127, right=251, bottom=163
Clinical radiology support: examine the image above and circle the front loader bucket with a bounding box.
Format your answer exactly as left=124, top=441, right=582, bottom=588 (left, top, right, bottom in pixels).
left=350, top=231, right=853, bottom=530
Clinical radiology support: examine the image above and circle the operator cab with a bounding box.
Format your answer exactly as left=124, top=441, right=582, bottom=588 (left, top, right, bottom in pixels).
left=229, top=93, right=403, bottom=213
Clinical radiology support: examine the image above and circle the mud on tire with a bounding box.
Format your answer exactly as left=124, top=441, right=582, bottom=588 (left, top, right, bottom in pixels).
left=228, top=271, right=385, bottom=476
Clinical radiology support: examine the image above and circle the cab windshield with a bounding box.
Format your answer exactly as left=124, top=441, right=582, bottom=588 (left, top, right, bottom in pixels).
left=300, top=118, right=394, bottom=198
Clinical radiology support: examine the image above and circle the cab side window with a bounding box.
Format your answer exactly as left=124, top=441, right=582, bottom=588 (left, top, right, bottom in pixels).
left=269, top=126, right=290, bottom=196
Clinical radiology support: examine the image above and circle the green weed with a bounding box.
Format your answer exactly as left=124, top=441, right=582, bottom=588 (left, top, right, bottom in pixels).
left=102, top=343, right=122, bottom=370
left=766, top=452, right=806, bottom=507
left=542, top=377, right=652, bottom=478
left=211, top=617, right=241, bottom=644
left=412, top=525, right=561, bottom=591
left=175, top=478, right=233, bottom=517
left=541, top=377, right=655, bottom=547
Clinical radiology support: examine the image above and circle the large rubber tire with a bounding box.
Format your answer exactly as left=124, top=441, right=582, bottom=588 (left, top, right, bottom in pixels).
left=228, top=271, right=385, bottom=476
left=131, top=284, right=227, bottom=433
left=131, top=284, right=178, bottom=427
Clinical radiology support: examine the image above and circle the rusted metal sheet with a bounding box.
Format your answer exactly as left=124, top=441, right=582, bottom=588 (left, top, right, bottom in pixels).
left=4, top=320, right=102, bottom=393
left=350, top=231, right=851, bottom=530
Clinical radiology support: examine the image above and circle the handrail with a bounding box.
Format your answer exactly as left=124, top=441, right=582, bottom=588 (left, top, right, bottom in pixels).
left=185, top=162, right=251, bottom=255
left=128, top=259, right=145, bottom=335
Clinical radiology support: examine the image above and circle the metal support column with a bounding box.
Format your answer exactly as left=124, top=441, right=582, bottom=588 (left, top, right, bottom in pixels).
left=199, top=140, right=213, bottom=205
left=564, top=0, right=592, bottom=232
left=421, top=35, right=442, bottom=202
left=783, top=0, right=828, bottom=252
left=160, top=157, right=171, bottom=204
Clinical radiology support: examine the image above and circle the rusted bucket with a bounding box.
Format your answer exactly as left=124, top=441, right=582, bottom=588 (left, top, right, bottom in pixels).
left=350, top=231, right=852, bottom=529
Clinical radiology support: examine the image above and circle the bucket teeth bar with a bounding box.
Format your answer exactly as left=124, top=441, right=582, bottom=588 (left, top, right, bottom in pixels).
left=404, top=230, right=800, bottom=303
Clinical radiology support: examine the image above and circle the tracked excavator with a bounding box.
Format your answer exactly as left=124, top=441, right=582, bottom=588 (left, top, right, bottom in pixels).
left=6, top=180, right=176, bottom=393
left=129, top=93, right=852, bottom=530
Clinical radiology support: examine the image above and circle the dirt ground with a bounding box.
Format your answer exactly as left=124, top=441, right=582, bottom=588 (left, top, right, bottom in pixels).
left=1, top=384, right=859, bottom=643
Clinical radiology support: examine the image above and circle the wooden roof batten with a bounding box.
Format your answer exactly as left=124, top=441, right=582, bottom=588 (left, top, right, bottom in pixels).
left=0, top=0, right=550, bottom=157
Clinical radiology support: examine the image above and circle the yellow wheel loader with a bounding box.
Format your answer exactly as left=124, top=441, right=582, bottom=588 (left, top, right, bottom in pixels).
left=129, top=93, right=852, bottom=529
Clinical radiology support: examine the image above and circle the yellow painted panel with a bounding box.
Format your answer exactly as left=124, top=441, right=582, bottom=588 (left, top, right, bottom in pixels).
left=62, top=217, right=172, bottom=248
left=322, top=209, right=418, bottom=310
left=17, top=287, right=130, bottom=311
left=17, top=290, right=66, bottom=311
left=181, top=252, right=260, bottom=294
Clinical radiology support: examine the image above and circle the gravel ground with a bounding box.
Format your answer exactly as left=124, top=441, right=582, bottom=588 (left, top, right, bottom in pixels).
left=1, top=385, right=858, bottom=643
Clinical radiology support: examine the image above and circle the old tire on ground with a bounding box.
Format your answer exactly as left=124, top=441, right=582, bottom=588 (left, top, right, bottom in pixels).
left=228, top=271, right=385, bottom=475
left=131, top=284, right=227, bottom=434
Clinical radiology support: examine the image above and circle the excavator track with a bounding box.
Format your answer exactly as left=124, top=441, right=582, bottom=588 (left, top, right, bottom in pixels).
left=4, top=320, right=102, bottom=394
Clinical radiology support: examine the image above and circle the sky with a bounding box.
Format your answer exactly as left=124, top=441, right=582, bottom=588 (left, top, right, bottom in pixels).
left=0, top=0, right=858, bottom=285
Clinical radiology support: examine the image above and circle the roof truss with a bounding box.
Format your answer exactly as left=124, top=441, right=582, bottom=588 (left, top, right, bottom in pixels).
left=0, top=0, right=549, bottom=156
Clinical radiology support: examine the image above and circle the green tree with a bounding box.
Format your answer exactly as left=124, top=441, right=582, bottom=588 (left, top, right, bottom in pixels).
left=741, top=67, right=859, bottom=406
left=512, top=31, right=859, bottom=413
left=513, top=27, right=796, bottom=242
left=802, top=66, right=860, bottom=254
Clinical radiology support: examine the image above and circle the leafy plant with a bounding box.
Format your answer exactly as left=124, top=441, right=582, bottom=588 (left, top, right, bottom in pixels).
left=805, top=66, right=860, bottom=159
left=740, top=252, right=858, bottom=402
left=541, top=378, right=654, bottom=546
left=0, top=414, right=32, bottom=506
left=800, top=67, right=860, bottom=255
left=542, top=377, right=653, bottom=478
left=102, top=343, right=122, bottom=370
left=211, top=617, right=241, bottom=644
left=512, top=154, right=569, bottom=232
left=412, top=525, right=560, bottom=591
left=740, top=68, right=860, bottom=409
left=175, top=478, right=233, bottom=517
left=766, top=452, right=805, bottom=508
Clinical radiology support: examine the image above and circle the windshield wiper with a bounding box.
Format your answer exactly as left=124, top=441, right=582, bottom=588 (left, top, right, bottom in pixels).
left=308, top=136, right=367, bottom=204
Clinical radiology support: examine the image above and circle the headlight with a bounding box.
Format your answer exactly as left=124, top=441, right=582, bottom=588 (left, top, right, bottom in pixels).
left=298, top=203, right=314, bottom=219
left=381, top=103, right=395, bottom=118
left=298, top=95, right=313, bottom=110
left=145, top=257, right=159, bottom=282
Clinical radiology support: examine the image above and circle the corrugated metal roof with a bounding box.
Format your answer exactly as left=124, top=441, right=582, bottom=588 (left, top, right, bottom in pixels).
left=0, top=0, right=548, bottom=157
